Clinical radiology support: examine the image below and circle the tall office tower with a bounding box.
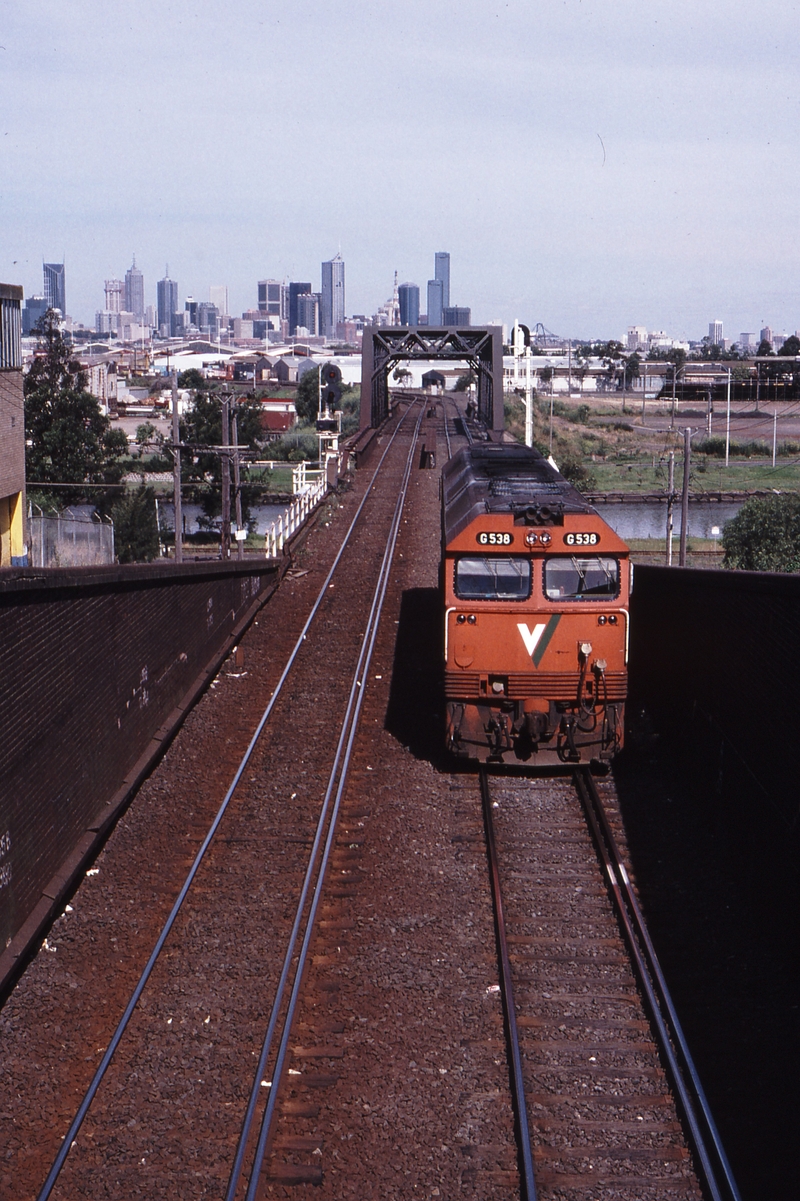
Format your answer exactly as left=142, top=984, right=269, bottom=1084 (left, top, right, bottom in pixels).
left=185, top=297, right=199, bottom=326
left=43, top=262, right=66, bottom=314
left=296, top=293, right=319, bottom=336
left=289, top=281, right=312, bottom=335
left=22, top=296, right=48, bottom=335
left=708, top=319, right=723, bottom=345
left=443, top=306, right=470, bottom=326
left=125, top=258, right=145, bottom=320
left=197, top=302, right=219, bottom=340
left=257, top=279, right=287, bottom=320
left=398, top=283, right=420, bottom=327
left=434, top=252, right=450, bottom=308
left=157, top=269, right=179, bottom=336
left=427, top=279, right=444, bottom=326
left=739, top=333, right=755, bottom=350
left=104, top=279, right=123, bottom=312
left=760, top=326, right=773, bottom=347
left=209, top=285, right=229, bottom=317
left=320, top=253, right=345, bottom=338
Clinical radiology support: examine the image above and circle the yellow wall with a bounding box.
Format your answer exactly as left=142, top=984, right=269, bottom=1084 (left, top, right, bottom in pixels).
left=0, top=491, right=24, bottom=564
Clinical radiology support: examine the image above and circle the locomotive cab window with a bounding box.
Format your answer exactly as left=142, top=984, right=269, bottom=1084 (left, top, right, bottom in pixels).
left=454, top=555, right=532, bottom=601
left=544, top=555, right=620, bottom=601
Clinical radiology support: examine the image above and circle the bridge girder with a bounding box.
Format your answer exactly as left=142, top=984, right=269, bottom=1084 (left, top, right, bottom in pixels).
left=359, top=326, right=505, bottom=433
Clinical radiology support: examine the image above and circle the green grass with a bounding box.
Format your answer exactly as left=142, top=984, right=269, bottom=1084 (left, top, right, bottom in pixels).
left=586, top=458, right=800, bottom=493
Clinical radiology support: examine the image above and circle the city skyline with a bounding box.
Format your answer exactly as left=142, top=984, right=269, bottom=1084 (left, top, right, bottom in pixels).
left=3, top=2, right=797, bottom=340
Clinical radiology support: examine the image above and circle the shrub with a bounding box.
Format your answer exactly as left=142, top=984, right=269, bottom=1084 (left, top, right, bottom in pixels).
left=722, top=494, right=800, bottom=572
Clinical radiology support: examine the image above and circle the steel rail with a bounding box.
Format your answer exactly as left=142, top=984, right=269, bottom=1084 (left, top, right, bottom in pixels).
left=573, top=767, right=742, bottom=1201
left=443, top=397, right=452, bottom=460
left=233, top=405, right=426, bottom=1201
left=35, top=400, right=421, bottom=1201
left=479, top=769, right=538, bottom=1201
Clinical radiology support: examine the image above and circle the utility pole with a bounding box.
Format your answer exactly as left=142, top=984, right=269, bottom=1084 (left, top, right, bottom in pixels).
left=232, top=398, right=244, bottom=561
left=773, top=409, right=778, bottom=467
left=221, top=393, right=231, bottom=559
left=666, top=450, right=675, bottom=566
left=679, top=427, right=691, bottom=567
left=171, top=371, right=182, bottom=563
left=725, top=369, right=731, bottom=467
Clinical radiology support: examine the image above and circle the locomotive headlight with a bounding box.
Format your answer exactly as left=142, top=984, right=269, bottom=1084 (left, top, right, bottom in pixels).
left=525, top=531, right=538, bottom=547
left=457, top=613, right=466, bottom=624
left=597, top=615, right=607, bottom=625
left=608, top=614, right=618, bottom=625
left=540, top=532, right=552, bottom=547
left=467, top=614, right=477, bottom=625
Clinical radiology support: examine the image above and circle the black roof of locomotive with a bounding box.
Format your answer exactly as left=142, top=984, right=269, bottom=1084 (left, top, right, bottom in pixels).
left=441, top=443, right=597, bottom=545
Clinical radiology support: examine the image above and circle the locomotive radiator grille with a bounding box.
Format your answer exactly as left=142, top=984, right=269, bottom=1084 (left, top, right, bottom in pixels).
left=444, top=670, right=627, bottom=701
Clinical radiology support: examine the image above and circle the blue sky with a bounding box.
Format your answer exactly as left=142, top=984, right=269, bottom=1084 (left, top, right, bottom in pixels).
left=1, top=0, right=798, bottom=340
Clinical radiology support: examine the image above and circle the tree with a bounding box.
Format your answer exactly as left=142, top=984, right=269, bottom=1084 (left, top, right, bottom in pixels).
left=756, top=339, right=774, bottom=358
left=781, top=334, right=800, bottom=357
left=24, top=310, right=128, bottom=486
left=295, top=368, right=320, bottom=423
left=181, top=390, right=265, bottom=522
left=177, top=367, right=206, bottom=389
left=111, top=484, right=160, bottom=563
left=722, top=494, right=800, bottom=572
left=454, top=370, right=476, bottom=392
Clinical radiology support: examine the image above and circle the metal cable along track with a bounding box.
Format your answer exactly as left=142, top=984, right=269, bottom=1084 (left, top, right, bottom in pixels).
left=35, top=400, right=423, bottom=1201
left=573, top=767, right=742, bottom=1201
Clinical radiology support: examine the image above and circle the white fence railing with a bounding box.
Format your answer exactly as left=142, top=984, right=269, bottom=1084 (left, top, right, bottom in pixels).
left=265, top=473, right=328, bottom=559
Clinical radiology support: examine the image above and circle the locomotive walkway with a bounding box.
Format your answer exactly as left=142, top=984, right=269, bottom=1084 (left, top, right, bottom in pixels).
left=0, top=397, right=723, bottom=1199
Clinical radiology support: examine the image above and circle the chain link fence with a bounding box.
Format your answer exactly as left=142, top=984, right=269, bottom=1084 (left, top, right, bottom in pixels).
left=28, top=512, right=115, bottom=567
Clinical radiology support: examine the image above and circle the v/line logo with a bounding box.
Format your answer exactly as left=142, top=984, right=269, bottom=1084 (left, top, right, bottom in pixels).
left=516, top=615, right=561, bottom=666
left=517, top=623, right=546, bottom=656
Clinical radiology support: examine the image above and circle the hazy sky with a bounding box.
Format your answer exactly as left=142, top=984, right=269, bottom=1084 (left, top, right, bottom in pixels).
left=1, top=0, right=798, bottom=340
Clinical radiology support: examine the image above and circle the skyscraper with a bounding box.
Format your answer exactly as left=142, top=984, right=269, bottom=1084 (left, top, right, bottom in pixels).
left=43, top=262, right=66, bottom=315
left=289, top=282, right=312, bottom=335
left=258, top=279, right=287, bottom=319
left=157, top=269, right=179, bottom=336
left=321, top=253, right=345, bottom=338
left=125, top=258, right=145, bottom=320
left=427, top=279, right=444, bottom=326
left=209, top=285, right=229, bottom=317
left=297, top=293, right=319, bottom=336
left=104, top=280, right=123, bottom=313
left=708, top=319, right=723, bottom=345
left=398, top=283, right=420, bottom=327
left=434, top=252, right=450, bottom=309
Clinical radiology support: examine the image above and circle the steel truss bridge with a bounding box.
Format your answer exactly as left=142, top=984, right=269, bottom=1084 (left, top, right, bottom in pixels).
left=360, top=326, right=505, bottom=432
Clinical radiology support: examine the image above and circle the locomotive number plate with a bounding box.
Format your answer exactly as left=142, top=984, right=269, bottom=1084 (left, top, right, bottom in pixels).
left=564, top=532, right=599, bottom=546
left=476, top=531, right=513, bottom=546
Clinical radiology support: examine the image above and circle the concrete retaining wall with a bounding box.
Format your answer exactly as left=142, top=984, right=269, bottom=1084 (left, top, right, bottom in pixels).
left=0, top=559, right=279, bottom=992
left=629, top=564, right=800, bottom=834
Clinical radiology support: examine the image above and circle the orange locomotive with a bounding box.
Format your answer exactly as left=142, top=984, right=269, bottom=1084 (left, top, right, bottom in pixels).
left=442, top=444, right=630, bottom=766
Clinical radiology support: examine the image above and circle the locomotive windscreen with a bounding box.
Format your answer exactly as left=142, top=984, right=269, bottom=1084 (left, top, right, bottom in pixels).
left=543, top=556, right=620, bottom=601
left=454, top=556, right=532, bottom=601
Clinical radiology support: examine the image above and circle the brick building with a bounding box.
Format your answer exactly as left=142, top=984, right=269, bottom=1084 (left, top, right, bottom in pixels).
left=0, top=284, right=27, bottom=565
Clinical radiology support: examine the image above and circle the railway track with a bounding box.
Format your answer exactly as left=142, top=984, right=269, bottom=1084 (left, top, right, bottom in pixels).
left=22, top=399, right=424, bottom=1199
left=2, top=393, right=742, bottom=1200
left=480, top=767, right=741, bottom=1201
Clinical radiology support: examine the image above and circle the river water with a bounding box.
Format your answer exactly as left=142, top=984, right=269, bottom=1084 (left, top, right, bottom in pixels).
left=153, top=500, right=743, bottom=543
left=156, top=501, right=289, bottom=537
left=595, top=501, right=742, bottom=541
